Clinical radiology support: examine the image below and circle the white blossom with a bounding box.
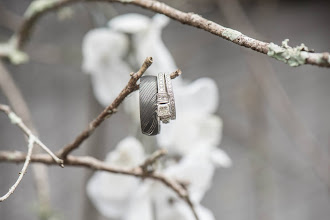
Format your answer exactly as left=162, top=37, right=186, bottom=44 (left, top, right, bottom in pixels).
left=164, top=147, right=230, bottom=202
left=86, top=137, right=145, bottom=218
left=124, top=179, right=215, bottom=220
left=108, top=13, right=178, bottom=76
left=82, top=28, right=132, bottom=107
left=84, top=13, right=232, bottom=220
left=157, top=77, right=222, bottom=156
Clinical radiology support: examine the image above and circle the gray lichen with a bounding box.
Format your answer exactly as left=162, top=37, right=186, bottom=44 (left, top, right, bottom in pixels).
left=267, top=39, right=309, bottom=67
left=57, top=7, right=74, bottom=21
left=222, top=28, right=242, bottom=41
left=8, top=112, right=22, bottom=124
left=0, top=38, right=29, bottom=64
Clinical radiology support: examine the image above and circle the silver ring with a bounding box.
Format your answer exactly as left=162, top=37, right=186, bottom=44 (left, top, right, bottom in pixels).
left=139, top=76, right=160, bottom=136
left=164, top=73, right=176, bottom=120
left=157, top=73, right=171, bottom=123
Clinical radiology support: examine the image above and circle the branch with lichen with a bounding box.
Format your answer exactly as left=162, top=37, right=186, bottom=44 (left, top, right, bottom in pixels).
left=0, top=0, right=328, bottom=67
left=0, top=149, right=199, bottom=220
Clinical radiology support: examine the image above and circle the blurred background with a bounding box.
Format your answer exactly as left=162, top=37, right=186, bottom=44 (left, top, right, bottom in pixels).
left=0, top=0, right=329, bottom=219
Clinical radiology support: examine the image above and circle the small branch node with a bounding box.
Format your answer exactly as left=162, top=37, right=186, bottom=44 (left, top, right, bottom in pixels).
left=140, top=149, right=167, bottom=173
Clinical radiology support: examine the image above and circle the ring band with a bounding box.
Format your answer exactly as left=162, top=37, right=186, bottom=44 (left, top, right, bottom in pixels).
left=139, top=76, right=160, bottom=136
left=164, top=73, right=176, bottom=120
left=157, top=73, right=171, bottom=123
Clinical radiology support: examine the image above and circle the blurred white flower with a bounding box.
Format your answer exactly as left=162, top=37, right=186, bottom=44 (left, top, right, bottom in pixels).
left=82, top=28, right=132, bottom=106
left=157, top=202, right=215, bottom=220
left=83, top=12, right=232, bottom=220
left=107, top=13, right=181, bottom=122
left=108, top=13, right=178, bottom=76
left=87, top=137, right=145, bottom=218
left=124, top=177, right=215, bottom=220
left=83, top=13, right=181, bottom=122
left=122, top=144, right=227, bottom=220
left=164, top=147, right=231, bottom=202
left=157, top=77, right=223, bottom=156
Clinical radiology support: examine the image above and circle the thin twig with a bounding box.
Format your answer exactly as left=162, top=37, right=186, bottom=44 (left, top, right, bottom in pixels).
left=58, top=59, right=181, bottom=159
left=0, top=0, right=328, bottom=67
left=0, top=60, right=54, bottom=217
left=0, top=104, right=64, bottom=167
left=0, top=150, right=199, bottom=220
left=133, top=69, right=182, bottom=91
left=58, top=56, right=153, bottom=159
left=0, top=137, right=35, bottom=202
left=140, top=148, right=167, bottom=172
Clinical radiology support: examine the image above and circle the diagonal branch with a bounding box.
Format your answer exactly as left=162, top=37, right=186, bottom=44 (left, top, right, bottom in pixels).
left=218, top=0, right=330, bottom=187
left=0, top=0, right=328, bottom=67
left=58, top=56, right=153, bottom=159
left=0, top=150, right=199, bottom=220
left=0, top=60, right=54, bottom=216
left=0, top=137, right=35, bottom=202
left=140, top=148, right=167, bottom=173
left=0, top=104, right=63, bottom=202
left=58, top=57, right=181, bottom=159
left=0, top=104, right=64, bottom=167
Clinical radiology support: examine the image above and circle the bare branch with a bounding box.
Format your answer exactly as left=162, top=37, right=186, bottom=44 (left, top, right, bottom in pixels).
left=218, top=0, right=330, bottom=187
left=0, top=0, right=328, bottom=67
left=0, top=138, right=35, bottom=202
left=0, top=60, right=55, bottom=217
left=58, top=56, right=153, bottom=159
left=140, top=148, right=167, bottom=173
left=0, top=104, right=64, bottom=167
left=58, top=59, right=181, bottom=159
left=0, top=150, right=199, bottom=220
left=133, top=69, right=182, bottom=91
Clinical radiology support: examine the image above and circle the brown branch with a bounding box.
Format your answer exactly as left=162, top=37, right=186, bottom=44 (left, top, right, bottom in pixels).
left=133, top=69, right=182, bottom=91
left=0, top=60, right=55, bottom=216
left=0, top=138, right=35, bottom=202
left=140, top=148, right=167, bottom=173
left=218, top=0, right=330, bottom=187
left=58, top=59, right=181, bottom=159
left=0, top=0, right=328, bottom=67
left=0, top=150, right=199, bottom=220
left=58, top=56, right=153, bottom=159
left=0, top=104, right=64, bottom=167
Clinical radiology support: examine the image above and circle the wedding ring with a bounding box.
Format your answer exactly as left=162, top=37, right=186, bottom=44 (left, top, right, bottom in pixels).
left=157, top=73, right=171, bottom=123
left=164, top=73, right=176, bottom=120
left=139, top=76, right=160, bottom=136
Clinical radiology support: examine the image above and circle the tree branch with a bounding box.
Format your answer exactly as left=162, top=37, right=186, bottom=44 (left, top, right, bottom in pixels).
left=0, top=103, right=63, bottom=202
left=0, top=150, right=199, bottom=220
left=0, top=104, right=64, bottom=167
left=57, top=56, right=153, bottom=159
left=0, top=137, right=35, bottom=202
left=0, top=60, right=54, bottom=217
left=0, top=0, right=328, bottom=67
left=58, top=58, right=181, bottom=159
left=140, top=148, right=167, bottom=173
left=218, top=0, right=330, bottom=187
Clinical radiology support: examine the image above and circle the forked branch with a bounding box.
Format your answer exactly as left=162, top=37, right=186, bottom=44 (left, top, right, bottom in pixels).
left=0, top=149, right=199, bottom=220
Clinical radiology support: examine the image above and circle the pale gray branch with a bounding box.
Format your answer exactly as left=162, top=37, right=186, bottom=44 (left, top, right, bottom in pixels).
left=0, top=0, right=328, bottom=67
